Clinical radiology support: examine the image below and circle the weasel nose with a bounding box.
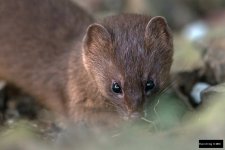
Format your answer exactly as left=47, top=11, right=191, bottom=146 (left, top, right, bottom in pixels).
left=129, top=111, right=142, bottom=120
left=123, top=96, right=144, bottom=120
left=123, top=111, right=142, bottom=121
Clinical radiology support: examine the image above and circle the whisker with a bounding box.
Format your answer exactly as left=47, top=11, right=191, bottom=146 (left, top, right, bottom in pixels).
left=152, top=78, right=179, bottom=106
left=141, top=117, right=155, bottom=124
left=159, top=78, right=179, bottom=96
left=141, top=117, right=158, bottom=131
left=104, top=99, right=124, bottom=114
left=151, top=79, right=177, bottom=113
left=153, top=97, right=160, bottom=119
left=145, top=77, right=179, bottom=130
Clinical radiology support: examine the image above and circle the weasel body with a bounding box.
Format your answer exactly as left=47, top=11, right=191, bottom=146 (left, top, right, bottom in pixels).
left=0, top=0, right=173, bottom=126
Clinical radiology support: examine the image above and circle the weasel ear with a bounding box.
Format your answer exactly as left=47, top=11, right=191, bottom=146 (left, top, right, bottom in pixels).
left=83, top=23, right=111, bottom=54
left=145, top=16, right=172, bottom=48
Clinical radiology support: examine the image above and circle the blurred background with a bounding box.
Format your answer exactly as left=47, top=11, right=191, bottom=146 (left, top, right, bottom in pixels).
left=74, top=0, right=225, bottom=30
left=1, top=0, right=225, bottom=150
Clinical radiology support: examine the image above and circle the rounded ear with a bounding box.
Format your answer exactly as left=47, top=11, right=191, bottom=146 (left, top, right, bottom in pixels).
left=83, top=23, right=111, bottom=54
left=145, top=16, right=172, bottom=48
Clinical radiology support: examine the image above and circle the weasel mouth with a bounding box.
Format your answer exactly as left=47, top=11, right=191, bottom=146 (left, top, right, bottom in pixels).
left=122, top=111, right=143, bottom=121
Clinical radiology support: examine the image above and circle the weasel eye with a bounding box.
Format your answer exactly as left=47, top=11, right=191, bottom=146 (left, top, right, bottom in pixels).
left=112, top=82, right=122, bottom=94
left=145, top=80, right=155, bottom=93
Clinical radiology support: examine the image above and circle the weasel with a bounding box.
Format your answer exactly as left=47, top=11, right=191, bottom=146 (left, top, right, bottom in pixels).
left=0, top=0, right=173, bottom=126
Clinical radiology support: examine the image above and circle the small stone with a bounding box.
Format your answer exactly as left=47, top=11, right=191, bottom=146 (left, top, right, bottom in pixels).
left=191, top=82, right=210, bottom=104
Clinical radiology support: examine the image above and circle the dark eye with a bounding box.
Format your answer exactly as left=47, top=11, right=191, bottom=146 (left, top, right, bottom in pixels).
left=112, top=82, right=122, bottom=94
left=145, top=80, right=155, bottom=93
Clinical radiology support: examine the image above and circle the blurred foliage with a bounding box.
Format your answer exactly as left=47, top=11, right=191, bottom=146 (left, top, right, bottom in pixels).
left=172, top=34, right=203, bottom=72
left=74, top=0, right=225, bottom=30
left=1, top=0, right=225, bottom=150
left=0, top=93, right=224, bottom=150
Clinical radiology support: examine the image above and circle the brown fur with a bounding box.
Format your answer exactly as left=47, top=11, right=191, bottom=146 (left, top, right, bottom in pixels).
left=0, top=0, right=173, bottom=126
left=0, top=0, right=94, bottom=115
left=69, top=14, right=173, bottom=125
